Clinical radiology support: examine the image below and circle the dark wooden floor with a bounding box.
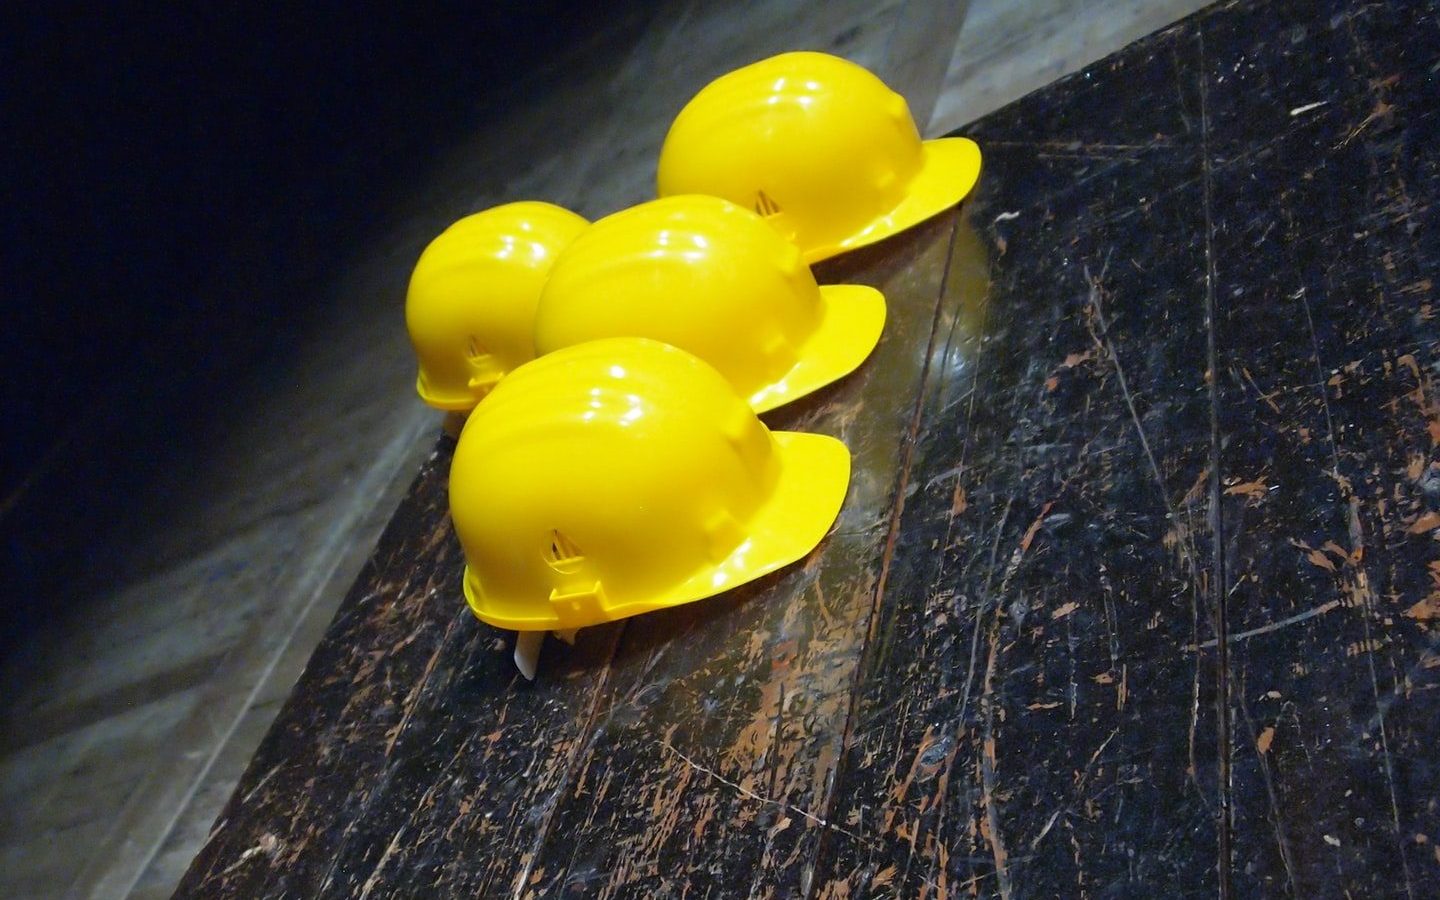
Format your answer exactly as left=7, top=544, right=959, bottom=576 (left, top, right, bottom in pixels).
left=176, top=1, right=1440, bottom=896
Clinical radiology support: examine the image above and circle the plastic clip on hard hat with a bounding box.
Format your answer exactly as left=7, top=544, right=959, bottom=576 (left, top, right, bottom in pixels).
left=657, top=51, right=982, bottom=264
left=533, top=195, right=885, bottom=413
left=405, top=201, right=588, bottom=412
left=450, top=338, right=851, bottom=655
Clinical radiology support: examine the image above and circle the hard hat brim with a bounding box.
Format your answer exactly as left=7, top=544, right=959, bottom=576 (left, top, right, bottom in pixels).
left=416, top=371, right=480, bottom=412
left=627, top=429, right=851, bottom=616
left=804, top=137, right=983, bottom=264
left=464, top=431, right=851, bottom=633
left=747, top=284, right=887, bottom=413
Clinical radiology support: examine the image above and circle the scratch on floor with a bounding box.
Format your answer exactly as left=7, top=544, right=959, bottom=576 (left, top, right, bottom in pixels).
left=1197, top=30, right=1233, bottom=898
left=658, top=741, right=867, bottom=844
left=357, top=826, right=409, bottom=899
left=217, top=833, right=282, bottom=878
left=1084, top=257, right=1171, bottom=515
left=978, top=608, right=1013, bottom=900
left=1185, top=599, right=1342, bottom=651
left=1235, top=674, right=1300, bottom=895
left=240, top=763, right=282, bottom=805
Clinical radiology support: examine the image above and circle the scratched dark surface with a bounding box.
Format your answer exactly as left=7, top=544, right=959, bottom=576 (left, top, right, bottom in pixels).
left=176, top=1, right=1440, bottom=897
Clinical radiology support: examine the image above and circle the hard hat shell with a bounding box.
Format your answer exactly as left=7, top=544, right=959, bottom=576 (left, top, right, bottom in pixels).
left=451, top=338, right=851, bottom=632
left=406, top=201, right=588, bottom=412
left=533, top=195, right=885, bottom=413
left=657, top=51, right=982, bottom=264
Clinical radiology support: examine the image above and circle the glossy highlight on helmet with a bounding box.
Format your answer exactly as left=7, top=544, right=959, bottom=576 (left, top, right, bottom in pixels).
left=657, top=51, right=982, bottom=263
left=406, top=201, right=588, bottom=412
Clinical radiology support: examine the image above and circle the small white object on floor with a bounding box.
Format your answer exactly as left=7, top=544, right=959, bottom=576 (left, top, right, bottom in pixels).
left=514, top=630, right=545, bottom=680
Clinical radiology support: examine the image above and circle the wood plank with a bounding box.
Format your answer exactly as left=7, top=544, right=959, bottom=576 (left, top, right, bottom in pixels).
left=811, top=21, right=1225, bottom=897
left=1206, top=1, right=1440, bottom=895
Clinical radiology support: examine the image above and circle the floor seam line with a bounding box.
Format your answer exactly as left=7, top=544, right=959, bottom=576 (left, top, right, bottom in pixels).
left=1196, top=25, right=1233, bottom=900
left=802, top=208, right=966, bottom=898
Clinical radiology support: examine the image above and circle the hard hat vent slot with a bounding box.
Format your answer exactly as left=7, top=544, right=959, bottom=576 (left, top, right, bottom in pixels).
left=546, top=530, right=585, bottom=574
left=754, top=191, right=782, bottom=218
left=466, top=336, right=490, bottom=361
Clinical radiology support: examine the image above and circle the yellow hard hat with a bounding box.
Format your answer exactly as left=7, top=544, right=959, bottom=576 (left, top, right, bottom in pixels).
left=533, top=195, right=885, bottom=413
left=450, top=337, right=851, bottom=632
left=405, top=201, right=588, bottom=412
left=657, top=51, right=982, bottom=263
